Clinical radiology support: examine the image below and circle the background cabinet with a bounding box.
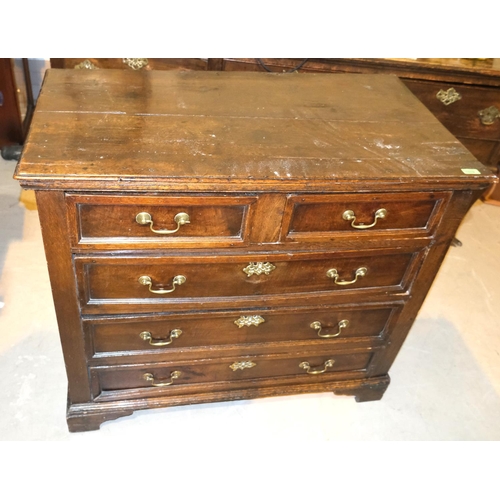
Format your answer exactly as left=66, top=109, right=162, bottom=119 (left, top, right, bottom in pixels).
left=0, top=58, right=34, bottom=147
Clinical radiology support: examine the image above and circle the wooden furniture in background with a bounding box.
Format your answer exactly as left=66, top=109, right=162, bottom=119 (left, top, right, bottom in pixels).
left=15, top=69, right=495, bottom=431
left=0, top=58, right=34, bottom=147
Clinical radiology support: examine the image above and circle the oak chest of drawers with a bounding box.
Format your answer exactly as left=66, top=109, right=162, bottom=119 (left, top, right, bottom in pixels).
left=14, top=69, right=495, bottom=432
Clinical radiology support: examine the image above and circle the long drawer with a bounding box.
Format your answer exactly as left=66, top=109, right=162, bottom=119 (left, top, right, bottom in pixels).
left=90, top=350, right=374, bottom=401
left=75, top=248, right=425, bottom=313
left=84, top=302, right=403, bottom=359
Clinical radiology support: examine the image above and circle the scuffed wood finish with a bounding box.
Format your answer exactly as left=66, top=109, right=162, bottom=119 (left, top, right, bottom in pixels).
left=15, top=70, right=494, bottom=192
left=221, top=58, right=500, bottom=201
left=14, top=70, right=496, bottom=431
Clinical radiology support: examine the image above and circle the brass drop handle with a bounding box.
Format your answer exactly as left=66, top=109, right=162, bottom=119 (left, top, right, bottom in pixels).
left=140, top=329, right=182, bottom=346
left=135, top=212, right=190, bottom=234
left=138, top=275, right=186, bottom=294
left=310, top=319, right=349, bottom=338
left=299, top=359, right=335, bottom=375
left=342, top=208, right=387, bottom=229
left=143, top=371, right=181, bottom=387
left=326, top=267, right=367, bottom=286
left=478, top=106, right=500, bottom=126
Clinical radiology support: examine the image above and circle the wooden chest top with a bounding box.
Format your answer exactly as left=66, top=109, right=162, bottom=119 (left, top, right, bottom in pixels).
left=15, top=69, right=493, bottom=191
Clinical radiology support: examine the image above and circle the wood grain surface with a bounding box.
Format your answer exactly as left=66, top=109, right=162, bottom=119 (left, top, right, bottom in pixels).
left=15, top=70, right=494, bottom=191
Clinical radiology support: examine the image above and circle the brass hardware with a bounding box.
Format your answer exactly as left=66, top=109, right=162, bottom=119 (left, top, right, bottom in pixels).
left=436, top=88, right=462, bottom=105
left=143, top=371, right=181, bottom=387
left=342, top=208, right=387, bottom=229
left=478, top=105, right=500, bottom=125
left=326, top=267, right=367, bottom=286
left=230, top=361, right=256, bottom=371
left=299, top=359, right=335, bottom=375
left=234, top=315, right=265, bottom=328
left=242, top=262, right=276, bottom=277
left=135, top=211, right=190, bottom=234
left=74, top=59, right=98, bottom=70
left=310, top=319, right=349, bottom=338
left=138, top=275, right=186, bottom=294
left=123, top=58, right=149, bottom=70
left=140, top=329, right=182, bottom=346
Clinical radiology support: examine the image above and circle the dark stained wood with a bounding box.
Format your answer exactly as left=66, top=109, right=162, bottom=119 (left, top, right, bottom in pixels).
left=15, top=70, right=494, bottom=192
left=367, top=189, right=485, bottom=377
left=207, top=58, right=224, bottom=71
left=66, top=193, right=257, bottom=248
left=86, top=304, right=398, bottom=357
left=14, top=70, right=496, bottom=431
left=75, top=248, right=423, bottom=314
left=50, top=58, right=209, bottom=71
left=223, top=58, right=500, bottom=86
left=67, top=375, right=390, bottom=431
left=459, top=138, right=500, bottom=166
left=403, top=80, right=500, bottom=141
left=282, top=191, right=451, bottom=242
left=220, top=58, right=500, bottom=199
left=0, top=58, right=24, bottom=146
left=93, top=350, right=373, bottom=398
left=45, top=58, right=500, bottom=199
left=0, top=58, right=35, bottom=147
left=35, top=191, right=92, bottom=403
left=333, top=375, right=390, bottom=402
left=247, top=193, right=287, bottom=244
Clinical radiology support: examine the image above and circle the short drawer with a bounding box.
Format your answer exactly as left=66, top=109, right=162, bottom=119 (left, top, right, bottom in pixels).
left=85, top=303, right=402, bottom=358
left=90, top=350, right=374, bottom=400
left=281, top=192, right=450, bottom=242
left=75, top=248, right=424, bottom=314
left=403, top=80, right=500, bottom=140
left=66, top=194, right=258, bottom=248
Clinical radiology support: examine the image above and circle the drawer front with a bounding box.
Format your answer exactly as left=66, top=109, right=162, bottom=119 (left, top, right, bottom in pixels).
left=85, top=303, right=401, bottom=357
left=75, top=249, right=423, bottom=313
left=66, top=194, right=258, bottom=248
left=282, top=192, right=450, bottom=242
left=458, top=137, right=500, bottom=166
left=404, top=80, right=500, bottom=140
left=91, top=351, right=373, bottom=399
